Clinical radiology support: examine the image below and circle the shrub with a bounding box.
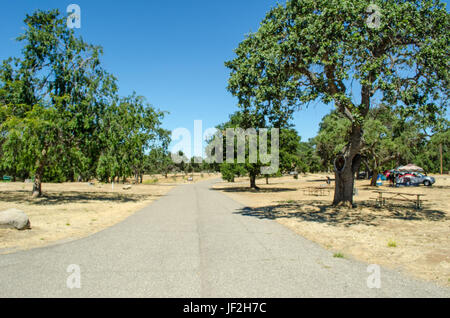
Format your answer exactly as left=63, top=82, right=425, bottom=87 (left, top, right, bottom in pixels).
left=387, top=240, right=397, bottom=248
left=143, top=178, right=158, bottom=184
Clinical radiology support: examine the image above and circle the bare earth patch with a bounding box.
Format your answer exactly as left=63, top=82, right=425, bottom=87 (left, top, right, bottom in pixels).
left=0, top=173, right=219, bottom=254
left=213, top=173, right=450, bottom=287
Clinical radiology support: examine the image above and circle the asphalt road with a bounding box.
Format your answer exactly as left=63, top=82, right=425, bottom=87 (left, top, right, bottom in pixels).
left=0, top=179, right=448, bottom=297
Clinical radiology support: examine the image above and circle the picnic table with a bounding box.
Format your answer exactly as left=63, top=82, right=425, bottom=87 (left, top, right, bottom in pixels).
left=303, top=186, right=331, bottom=196
left=2, top=176, right=11, bottom=182
left=371, top=190, right=426, bottom=209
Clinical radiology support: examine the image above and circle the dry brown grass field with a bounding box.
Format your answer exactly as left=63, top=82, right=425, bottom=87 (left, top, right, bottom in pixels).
left=0, top=172, right=219, bottom=254
left=213, top=173, right=450, bottom=287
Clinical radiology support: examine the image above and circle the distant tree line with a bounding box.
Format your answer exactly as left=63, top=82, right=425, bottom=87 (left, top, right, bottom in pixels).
left=208, top=107, right=448, bottom=188
left=314, top=107, right=449, bottom=184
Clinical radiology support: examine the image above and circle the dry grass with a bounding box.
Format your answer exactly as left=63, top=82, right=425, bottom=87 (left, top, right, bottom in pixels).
left=0, top=172, right=219, bottom=254
left=214, top=173, right=450, bottom=287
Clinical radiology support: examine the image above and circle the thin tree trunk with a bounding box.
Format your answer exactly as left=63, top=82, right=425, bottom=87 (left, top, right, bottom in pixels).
left=266, top=176, right=269, bottom=184
left=370, top=169, right=379, bottom=186
left=250, top=173, right=258, bottom=189
left=370, top=158, right=379, bottom=186
left=32, top=162, right=44, bottom=198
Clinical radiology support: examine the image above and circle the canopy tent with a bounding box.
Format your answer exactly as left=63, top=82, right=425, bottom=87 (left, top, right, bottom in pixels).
left=396, top=164, right=424, bottom=172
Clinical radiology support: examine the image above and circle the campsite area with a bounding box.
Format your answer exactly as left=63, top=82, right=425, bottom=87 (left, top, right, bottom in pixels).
left=214, top=173, right=450, bottom=287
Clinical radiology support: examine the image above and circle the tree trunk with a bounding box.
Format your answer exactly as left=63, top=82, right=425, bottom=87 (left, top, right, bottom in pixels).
left=32, top=162, right=44, bottom=198
left=370, top=158, right=379, bottom=186
left=250, top=173, right=258, bottom=189
left=68, top=171, right=74, bottom=182
left=370, top=169, right=378, bottom=186
left=333, top=125, right=362, bottom=206
left=266, top=176, right=269, bottom=184
left=333, top=163, right=355, bottom=206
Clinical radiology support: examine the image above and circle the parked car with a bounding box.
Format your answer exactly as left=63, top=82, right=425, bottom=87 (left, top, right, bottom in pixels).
left=357, top=171, right=373, bottom=180
left=2, top=176, right=12, bottom=182
left=357, top=172, right=367, bottom=180
left=395, top=172, right=435, bottom=187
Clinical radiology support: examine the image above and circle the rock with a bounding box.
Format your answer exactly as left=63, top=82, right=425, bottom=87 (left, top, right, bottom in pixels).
left=0, top=209, right=31, bottom=230
left=123, top=185, right=132, bottom=190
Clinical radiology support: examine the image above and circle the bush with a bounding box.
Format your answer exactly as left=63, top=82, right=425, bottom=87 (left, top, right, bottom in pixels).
left=387, top=240, right=397, bottom=248
left=143, top=178, right=158, bottom=184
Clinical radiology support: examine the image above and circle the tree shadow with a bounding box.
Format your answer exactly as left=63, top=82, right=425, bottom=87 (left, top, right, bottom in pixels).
left=212, top=187, right=296, bottom=193
left=234, top=200, right=447, bottom=227
left=0, top=190, right=160, bottom=205
left=429, top=185, right=450, bottom=190
left=305, top=178, right=335, bottom=183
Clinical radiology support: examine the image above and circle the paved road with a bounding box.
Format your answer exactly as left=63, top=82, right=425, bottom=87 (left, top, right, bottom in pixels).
left=0, top=179, right=448, bottom=297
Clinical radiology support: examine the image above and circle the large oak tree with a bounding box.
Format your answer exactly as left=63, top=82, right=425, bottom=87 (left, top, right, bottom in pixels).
left=226, top=0, right=449, bottom=205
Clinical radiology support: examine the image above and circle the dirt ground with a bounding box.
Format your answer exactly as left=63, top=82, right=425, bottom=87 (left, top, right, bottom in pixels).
left=0, top=172, right=219, bottom=254
left=213, top=173, right=450, bottom=287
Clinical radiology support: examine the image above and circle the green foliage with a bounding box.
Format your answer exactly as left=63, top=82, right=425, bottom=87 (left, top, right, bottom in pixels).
left=387, top=240, right=397, bottom=248
left=146, top=146, right=174, bottom=177
left=314, top=107, right=449, bottom=176
left=0, top=9, right=169, bottom=194
left=226, top=0, right=449, bottom=203
left=414, top=124, right=449, bottom=173
left=220, top=162, right=247, bottom=182
left=227, top=0, right=448, bottom=122
left=297, top=141, right=322, bottom=173
left=314, top=111, right=350, bottom=171
left=143, top=178, right=159, bottom=185
left=279, top=128, right=302, bottom=173
left=211, top=111, right=305, bottom=187
left=96, top=93, right=167, bottom=183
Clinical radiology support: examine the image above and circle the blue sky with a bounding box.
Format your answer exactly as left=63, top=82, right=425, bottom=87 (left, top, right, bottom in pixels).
left=0, top=1, right=448, bottom=153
